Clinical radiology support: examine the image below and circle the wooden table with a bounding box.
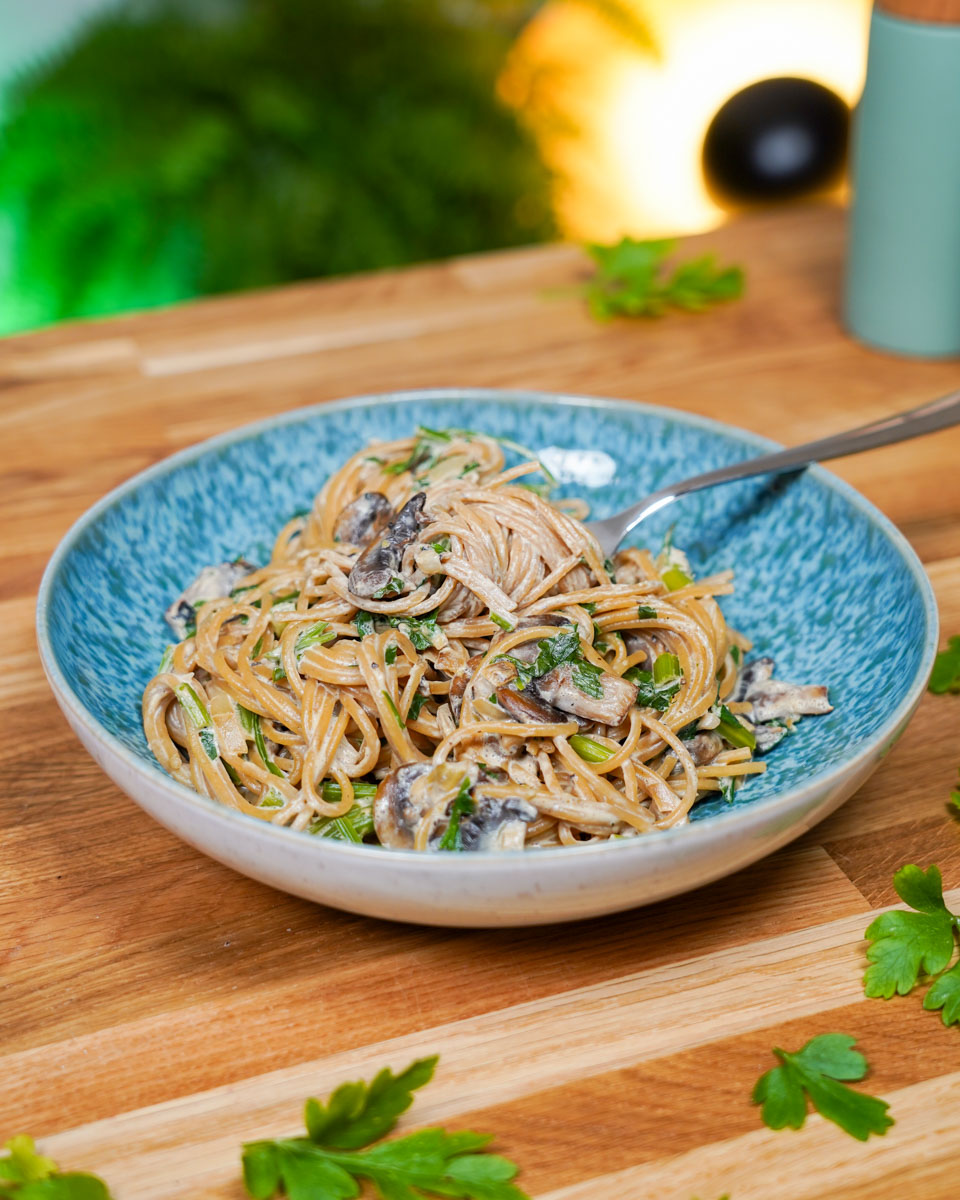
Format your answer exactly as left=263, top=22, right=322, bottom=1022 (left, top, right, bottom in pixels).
left=3, top=205, right=960, bottom=1199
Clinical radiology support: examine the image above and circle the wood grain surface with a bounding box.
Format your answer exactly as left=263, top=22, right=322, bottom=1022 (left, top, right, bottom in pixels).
left=3, top=204, right=960, bottom=1199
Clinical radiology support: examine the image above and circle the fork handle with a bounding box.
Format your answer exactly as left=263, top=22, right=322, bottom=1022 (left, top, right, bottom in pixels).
left=591, top=387, right=960, bottom=554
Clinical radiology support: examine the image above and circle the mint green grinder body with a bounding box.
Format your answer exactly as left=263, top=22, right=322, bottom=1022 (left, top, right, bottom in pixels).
left=845, top=10, right=960, bottom=358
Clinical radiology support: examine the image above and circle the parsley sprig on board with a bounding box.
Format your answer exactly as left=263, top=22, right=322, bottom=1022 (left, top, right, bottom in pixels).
left=864, top=864, right=960, bottom=1027
left=752, top=1034, right=893, bottom=1141
left=242, top=1056, right=529, bottom=1200
left=928, top=636, right=960, bottom=694
left=0, top=1136, right=113, bottom=1199
left=581, top=238, right=744, bottom=321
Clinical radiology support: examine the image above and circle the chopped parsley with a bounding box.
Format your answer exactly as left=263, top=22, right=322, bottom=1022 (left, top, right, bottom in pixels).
left=437, top=777, right=476, bottom=851
left=382, top=691, right=405, bottom=728
left=497, top=627, right=602, bottom=699
left=355, top=609, right=442, bottom=651
left=372, top=575, right=405, bottom=599
left=407, top=691, right=430, bottom=721
left=624, top=652, right=682, bottom=712
left=637, top=604, right=657, bottom=619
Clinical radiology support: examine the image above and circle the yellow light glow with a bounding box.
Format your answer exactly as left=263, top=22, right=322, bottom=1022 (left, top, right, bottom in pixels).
left=504, top=0, right=872, bottom=241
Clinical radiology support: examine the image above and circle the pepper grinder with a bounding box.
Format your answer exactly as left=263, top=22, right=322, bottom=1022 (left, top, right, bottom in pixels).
left=845, top=0, right=960, bottom=358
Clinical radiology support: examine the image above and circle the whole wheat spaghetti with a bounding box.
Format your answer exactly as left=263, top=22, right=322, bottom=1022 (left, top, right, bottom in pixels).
left=143, top=427, right=831, bottom=851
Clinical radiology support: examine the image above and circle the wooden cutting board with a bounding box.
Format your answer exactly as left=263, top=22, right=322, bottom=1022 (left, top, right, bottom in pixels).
left=3, top=205, right=960, bottom=1199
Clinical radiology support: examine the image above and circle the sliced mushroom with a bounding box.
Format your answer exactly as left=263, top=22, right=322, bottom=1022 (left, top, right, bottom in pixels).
left=373, top=760, right=479, bottom=849
left=458, top=796, right=538, bottom=851
left=449, top=654, right=519, bottom=725
left=333, top=492, right=393, bottom=547
left=532, top=665, right=637, bottom=726
left=347, top=492, right=428, bottom=600
left=623, top=630, right=666, bottom=666
left=165, top=559, right=258, bottom=639
left=682, top=731, right=724, bottom=766
left=733, top=656, right=832, bottom=723
left=495, top=683, right=577, bottom=727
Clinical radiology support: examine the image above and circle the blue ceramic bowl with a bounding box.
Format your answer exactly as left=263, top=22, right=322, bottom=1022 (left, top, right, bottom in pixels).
left=37, top=389, right=938, bottom=925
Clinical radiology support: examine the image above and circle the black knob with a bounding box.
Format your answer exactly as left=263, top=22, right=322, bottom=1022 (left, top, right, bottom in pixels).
left=702, top=76, right=849, bottom=206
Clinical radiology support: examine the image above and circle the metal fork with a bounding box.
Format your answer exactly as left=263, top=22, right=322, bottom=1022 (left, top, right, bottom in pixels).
left=586, top=388, right=960, bottom=558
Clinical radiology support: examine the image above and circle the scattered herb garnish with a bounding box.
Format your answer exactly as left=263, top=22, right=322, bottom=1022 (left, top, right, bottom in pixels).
left=581, top=602, right=597, bottom=615
left=385, top=644, right=398, bottom=666
left=0, top=1135, right=113, bottom=1199
left=752, top=1034, right=892, bottom=1141
left=355, top=609, right=442, bottom=651
left=241, top=1056, right=528, bottom=1200
left=497, top=627, right=603, bottom=699
left=624, top=652, right=683, bottom=712
left=570, top=734, right=615, bottom=764
left=864, top=864, right=960, bottom=1026
left=407, top=691, right=430, bottom=722
left=382, top=690, right=405, bottom=728
left=176, top=682, right=210, bottom=728
left=929, top=636, right=960, bottom=694
left=295, top=621, right=336, bottom=658
left=437, top=777, right=476, bottom=852
left=372, top=575, right=406, bottom=600
left=198, top=727, right=219, bottom=761
left=637, top=604, right=656, bottom=620
left=239, top=706, right=284, bottom=778
left=581, top=237, right=744, bottom=322
left=716, top=704, right=756, bottom=750
left=729, top=645, right=741, bottom=666
left=717, top=776, right=736, bottom=803
left=309, top=782, right=379, bottom=842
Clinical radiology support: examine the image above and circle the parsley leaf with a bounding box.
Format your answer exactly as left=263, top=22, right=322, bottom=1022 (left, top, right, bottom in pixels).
left=497, top=626, right=602, bottom=698
left=242, top=1057, right=528, bottom=1200
left=304, top=1058, right=437, bottom=1149
left=0, top=1135, right=113, bottom=1198
left=355, top=610, right=442, bottom=651
left=581, top=237, right=744, bottom=321
left=372, top=575, right=405, bottom=600
left=437, top=777, right=476, bottom=852
left=929, top=635, right=960, bottom=693
left=864, top=864, right=959, bottom=998
left=407, top=691, right=430, bottom=722
left=924, top=960, right=960, bottom=1026
left=752, top=1034, right=893, bottom=1142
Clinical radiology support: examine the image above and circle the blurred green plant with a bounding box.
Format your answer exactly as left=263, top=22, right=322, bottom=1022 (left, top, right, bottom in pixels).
left=0, top=0, right=648, bottom=334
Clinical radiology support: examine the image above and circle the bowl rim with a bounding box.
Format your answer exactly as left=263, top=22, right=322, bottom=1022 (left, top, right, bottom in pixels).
left=36, top=386, right=939, bottom=867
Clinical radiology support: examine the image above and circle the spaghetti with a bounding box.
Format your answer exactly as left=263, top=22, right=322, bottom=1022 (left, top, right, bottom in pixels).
left=143, top=427, right=831, bottom=851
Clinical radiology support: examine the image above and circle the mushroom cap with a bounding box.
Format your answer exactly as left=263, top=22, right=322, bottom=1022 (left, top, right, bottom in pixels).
left=333, top=492, right=393, bottom=548
left=347, top=492, right=428, bottom=599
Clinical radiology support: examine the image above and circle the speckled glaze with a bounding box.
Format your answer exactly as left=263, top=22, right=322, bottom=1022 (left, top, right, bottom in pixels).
left=37, top=390, right=938, bottom=926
